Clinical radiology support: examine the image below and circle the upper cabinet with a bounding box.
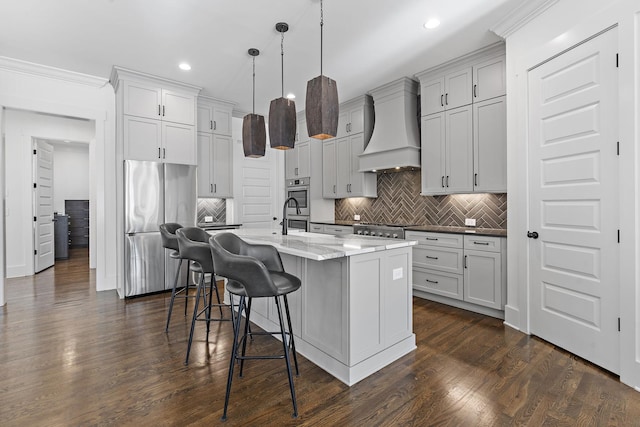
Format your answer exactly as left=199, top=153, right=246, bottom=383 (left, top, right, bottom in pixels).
left=196, top=96, right=235, bottom=198
left=322, top=95, right=376, bottom=199
left=285, top=112, right=312, bottom=180
left=416, top=43, right=506, bottom=195
left=111, top=67, right=201, bottom=165
left=197, top=96, right=233, bottom=136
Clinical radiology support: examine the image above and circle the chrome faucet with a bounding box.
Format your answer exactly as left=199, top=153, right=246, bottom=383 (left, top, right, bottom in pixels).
left=282, top=197, right=300, bottom=235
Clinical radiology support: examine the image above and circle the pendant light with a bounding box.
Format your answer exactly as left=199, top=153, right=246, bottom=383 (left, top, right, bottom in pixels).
left=269, top=22, right=297, bottom=150
left=242, top=48, right=266, bottom=158
left=305, top=0, right=339, bottom=140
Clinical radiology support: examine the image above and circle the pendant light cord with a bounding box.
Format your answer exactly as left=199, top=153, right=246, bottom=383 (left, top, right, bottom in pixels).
left=280, top=29, right=285, bottom=98
left=252, top=55, right=256, bottom=114
left=320, top=0, right=324, bottom=76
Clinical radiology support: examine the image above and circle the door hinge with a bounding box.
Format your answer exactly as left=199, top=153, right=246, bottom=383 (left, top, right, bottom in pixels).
left=617, top=141, right=619, bottom=156
left=617, top=229, right=620, bottom=243
left=618, top=317, right=621, bottom=332
left=34, top=250, right=37, bottom=255
left=616, top=53, right=619, bottom=68
left=33, top=149, right=37, bottom=155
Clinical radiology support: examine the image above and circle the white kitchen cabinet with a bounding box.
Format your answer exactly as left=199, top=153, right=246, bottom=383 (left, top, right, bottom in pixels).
left=123, top=115, right=195, bottom=165
left=335, top=99, right=368, bottom=138
left=197, top=97, right=233, bottom=135
left=111, top=67, right=201, bottom=165
left=333, top=134, right=376, bottom=198
left=123, top=80, right=196, bottom=125
left=285, top=140, right=310, bottom=180
left=472, top=55, right=506, bottom=103
left=295, top=116, right=309, bottom=144
left=473, top=96, right=506, bottom=192
left=197, top=132, right=233, bottom=198
left=322, top=225, right=353, bottom=236
left=322, top=139, right=337, bottom=198
left=309, top=223, right=324, bottom=233
left=421, top=105, right=473, bottom=195
left=463, top=235, right=505, bottom=310
left=419, top=67, right=472, bottom=116
left=407, top=230, right=506, bottom=317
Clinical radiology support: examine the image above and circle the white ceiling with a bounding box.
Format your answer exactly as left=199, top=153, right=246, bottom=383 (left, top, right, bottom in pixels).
left=0, top=0, right=525, bottom=116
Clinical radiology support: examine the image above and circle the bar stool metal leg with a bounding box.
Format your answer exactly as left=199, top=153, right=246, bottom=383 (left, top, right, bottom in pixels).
left=185, top=273, right=206, bottom=365
left=222, top=295, right=246, bottom=421
left=275, top=295, right=298, bottom=418
left=283, top=294, right=299, bottom=375
left=165, top=258, right=183, bottom=332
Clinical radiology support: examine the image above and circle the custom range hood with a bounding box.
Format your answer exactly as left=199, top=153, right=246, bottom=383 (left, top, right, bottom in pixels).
left=359, top=77, right=420, bottom=172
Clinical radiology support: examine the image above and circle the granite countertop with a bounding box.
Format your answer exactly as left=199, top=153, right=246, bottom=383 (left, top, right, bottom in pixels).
left=405, top=225, right=507, bottom=237
left=208, top=229, right=416, bottom=261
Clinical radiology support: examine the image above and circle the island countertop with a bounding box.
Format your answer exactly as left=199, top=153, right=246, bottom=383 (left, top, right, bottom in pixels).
left=208, top=229, right=417, bottom=261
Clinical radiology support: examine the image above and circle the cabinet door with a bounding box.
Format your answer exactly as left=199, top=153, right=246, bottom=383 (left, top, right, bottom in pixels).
left=197, top=132, right=213, bottom=197
left=473, top=55, right=506, bottom=102
left=285, top=148, right=297, bottom=180
left=348, top=134, right=363, bottom=195
left=212, top=134, right=233, bottom=197
left=322, top=140, right=337, bottom=198
left=463, top=249, right=502, bottom=309
left=473, top=96, right=506, bottom=192
left=213, top=105, right=232, bottom=135
left=162, top=90, right=195, bottom=125
left=445, top=106, right=473, bottom=193
left=123, top=116, right=162, bottom=162
left=421, top=113, right=446, bottom=194
left=444, top=67, right=472, bottom=110
left=123, top=81, right=162, bottom=120
left=336, top=110, right=349, bottom=139
left=336, top=138, right=350, bottom=198
left=197, top=104, right=214, bottom=133
left=297, top=141, right=311, bottom=178
left=421, top=76, right=445, bottom=116
left=347, top=104, right=364, bottom=134
left=162, top=122, right=196, bottom=165
left=296, top=117, right=309, bottom=143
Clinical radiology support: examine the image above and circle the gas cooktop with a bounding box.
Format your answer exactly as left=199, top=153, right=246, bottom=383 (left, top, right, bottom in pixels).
left=353, top=223, right=418, bottom=239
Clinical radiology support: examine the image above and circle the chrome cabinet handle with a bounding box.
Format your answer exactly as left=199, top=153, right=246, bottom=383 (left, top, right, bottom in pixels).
left=425, top=237, right=438, bottom=241
left=474, top=173, right=478, bottom=186
left=214, top=121, right=217, bottom=130
left=333, top=185, right=336, bottom=194
left=163, top=148, right=166, bottom=159
left=214, top=184, right=217, bottom=193
left=446, top=176, right=449, bottom=187
left=441, top=176, right=445, bottom=188
left=473, top=241, right=490, bottom=246
left=445, top=93, right=448, bottom=105
left=210, top=184, right=213, bottom=193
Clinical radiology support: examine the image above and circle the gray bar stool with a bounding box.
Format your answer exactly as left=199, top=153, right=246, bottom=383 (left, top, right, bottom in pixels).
left=160, top=223, right=196, bottom=332
left=176, top=227, right=232, bottom=365
left=209, top=232, right=301, bottom=420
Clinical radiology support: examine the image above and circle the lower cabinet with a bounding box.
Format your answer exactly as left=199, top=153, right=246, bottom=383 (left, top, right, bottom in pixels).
left=309, top=223, right=354, bottom=236
left=406, top=230, right=506, bottom=317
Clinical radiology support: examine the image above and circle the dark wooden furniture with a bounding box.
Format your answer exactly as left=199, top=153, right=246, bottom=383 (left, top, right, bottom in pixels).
left=65, top=200, right=89, bottom=248
left=53, top=214, right=69, bottom=260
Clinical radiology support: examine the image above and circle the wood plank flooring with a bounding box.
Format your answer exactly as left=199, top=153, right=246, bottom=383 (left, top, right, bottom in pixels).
left=1, top=248, right=639, bottom=426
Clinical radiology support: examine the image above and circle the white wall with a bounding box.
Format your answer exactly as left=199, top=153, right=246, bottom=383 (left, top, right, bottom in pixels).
left=503, top=0, right=640, bottom=390
left=0, top=57, right=117, bottom=296
left=4, top=110, right=94, bottom=277
left=52, top=143, right=90, bottom=214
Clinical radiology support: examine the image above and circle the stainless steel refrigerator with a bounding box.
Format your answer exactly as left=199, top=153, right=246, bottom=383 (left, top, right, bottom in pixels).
left=123, top=160, right=196, bottom=297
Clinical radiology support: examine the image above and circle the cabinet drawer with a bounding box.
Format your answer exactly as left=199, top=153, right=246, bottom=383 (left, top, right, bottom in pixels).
left=405, top=231, right=463, bottom=249
left=324, top=225, right=353, bottom=236
left=309, top=223, right=324, bottom=233
left=464, top=235, right=502, bottom=252
left=413, top=268, right=463, bottom=300
left=413, top=246, right=463, bottom=274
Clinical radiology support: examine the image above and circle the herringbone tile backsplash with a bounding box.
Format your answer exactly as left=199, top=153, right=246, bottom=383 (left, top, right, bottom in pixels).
left=197, top=198, right=226, bottom=223
left=335, top=170, right=507, bottom=229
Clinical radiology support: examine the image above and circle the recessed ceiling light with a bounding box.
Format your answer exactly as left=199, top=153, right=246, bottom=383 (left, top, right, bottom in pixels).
left=424, top=18, right=440, bottom=30
left=179, top=63, right=191, bottom=71
left=286, top=93, right=296, bottom=99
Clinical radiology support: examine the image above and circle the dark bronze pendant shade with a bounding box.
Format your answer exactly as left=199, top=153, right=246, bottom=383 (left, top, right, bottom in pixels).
left=305, top=0, right=339, bottom=140
left=305, top=75, right=338, bottom=140
left=242, top=48, right=266, bottom=158
left=269, top=22, right=296, bottom=150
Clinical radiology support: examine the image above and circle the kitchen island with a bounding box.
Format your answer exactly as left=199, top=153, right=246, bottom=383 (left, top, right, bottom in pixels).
left=210, top=229, right=417, bottom=386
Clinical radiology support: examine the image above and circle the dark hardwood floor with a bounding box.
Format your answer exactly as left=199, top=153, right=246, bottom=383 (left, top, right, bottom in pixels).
left=1, top=248, right=639, bottom=426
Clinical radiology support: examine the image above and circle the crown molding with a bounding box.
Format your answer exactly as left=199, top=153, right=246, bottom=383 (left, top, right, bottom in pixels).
left=0, top=56, right=108, bottom=88
left=490, top=0, right=560, bottom=39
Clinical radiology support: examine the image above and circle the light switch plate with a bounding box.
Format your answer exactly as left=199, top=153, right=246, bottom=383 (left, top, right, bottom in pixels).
left=354, top=214, right=361, bottom=221
left=465, top=218, right=476, bottom=227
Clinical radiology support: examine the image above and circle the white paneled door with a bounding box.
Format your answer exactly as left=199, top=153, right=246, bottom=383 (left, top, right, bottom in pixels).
left=34, top=140, right=55, bottom=273
left=528, top=28, right=619, bottom=373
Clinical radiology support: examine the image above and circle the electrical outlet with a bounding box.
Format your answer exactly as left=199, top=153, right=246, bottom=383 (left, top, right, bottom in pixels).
left=354, top=214, right=361, bottom=221
left=204, top=216, right=213, bottom=223
left=465, top=218, right=476, bottom=227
